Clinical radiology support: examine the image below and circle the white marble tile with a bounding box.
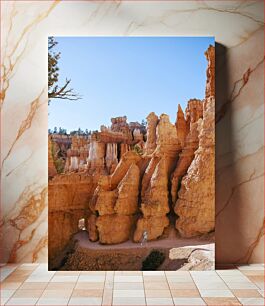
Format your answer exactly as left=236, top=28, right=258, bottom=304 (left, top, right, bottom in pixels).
left=6, top=297, right=38, bottom=305
left=68, top=297, right=102, bottom=305
left=199, top=289, right=234, bottom=297
left=37, top=298, right=70, bottom=305
left=238, top=297, right=265, bottom=305
left=112, top=296, right=146, bottom=305
left=146, top=297, right=174, bottom=305
left=113, top=290, right=145, bottom=297
left=225, top=282, right=258, bottom=289
left=114, top=275, right=143, bottom=283
left=78, top=275, right=105, bottom=283
left=173, top=297, right=206, bottom=305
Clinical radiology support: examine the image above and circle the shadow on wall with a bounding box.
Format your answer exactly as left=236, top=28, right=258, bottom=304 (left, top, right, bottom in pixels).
left=215, top=43, right=236, bottom=265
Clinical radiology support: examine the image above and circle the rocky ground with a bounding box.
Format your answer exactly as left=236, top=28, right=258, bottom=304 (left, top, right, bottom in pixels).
left=52, top=226, right=214, bottom=271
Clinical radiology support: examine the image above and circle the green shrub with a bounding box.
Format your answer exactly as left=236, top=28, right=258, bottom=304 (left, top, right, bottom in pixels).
left=142, top=250, right=165, bottom=270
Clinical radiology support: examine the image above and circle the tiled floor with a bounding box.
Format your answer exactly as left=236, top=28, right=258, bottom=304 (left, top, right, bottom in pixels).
left=0, top=264, right=264, bottom=305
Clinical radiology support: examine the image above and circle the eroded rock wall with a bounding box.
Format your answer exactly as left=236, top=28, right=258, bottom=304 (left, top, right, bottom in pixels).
left=134, top=114, right=181, bottom=242
left=87, top=152, right=141, bottom=244
left=174, top=97, right=215, bottom=237
left=48, top=173, right=98, bottom=266
left=174, top=45, right=215, bottom=237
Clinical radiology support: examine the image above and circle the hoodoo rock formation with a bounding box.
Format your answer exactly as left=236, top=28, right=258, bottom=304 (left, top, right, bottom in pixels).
left=87, top=151, right=141, bottom=244
left=173, top=45, right=215, bottom=237
left=174, top=97, right=215, bottom=237
left=144, top=112, right=158, bottom=155
left=48, top=45, right=215, bottom=268
left=171, top=100, right=203, bottom=204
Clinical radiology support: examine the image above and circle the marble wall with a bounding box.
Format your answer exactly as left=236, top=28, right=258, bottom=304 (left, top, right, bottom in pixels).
left=0, top=1, right=264, bottom=263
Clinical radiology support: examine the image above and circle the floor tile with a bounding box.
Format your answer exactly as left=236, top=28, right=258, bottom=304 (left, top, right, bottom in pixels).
left=68, top=297, right=102, bottom=305
left=143, top=271, right=165, bottom=276
left=216, top=269, right=244, bottom=276
left=113, top=289, right=145, bottom=297
left=0, top=282, right=22, bottom=290
left=173, top=297, right=206, bottom=305
left=40, top=289, right=72, bottom=298
left=232, top=289, right=262, bottom=298
left=112, top=296, right=146, bottom=305
left=114, top=275, right=143, bottom=283
left=36, top=298, right=69, bottom=305
left=246, top=275, right=264, bottom=282
left=19, top=282, right=48, bottom=290
left=54, top=271, right=80, bottom=275
left=1, top=297, right=10, bottom=305
left=6, top=297, right=38, bottom=305
left=71, top=289, right=103, bottom=297
left=219, top=275, right=251, bottom=282
left=199, top=289, right=234, bottom=297
left=80, top=271, right=106, bottom=275
left=25, top=276, right=54, bottom=283
left=258, top=289, right=264, bottom=297
left=78, top=275, right=105, bottom=282
left=12, top=289, right=44, bottom=298
left=165, top=271, right=190, bottom=276
left=225, top=282, right=258, bottom=289
left=50, top=275, right=78, bottom=282
left=237, top=264, right=264, bottom=271
left=144, top=276, right=167, bottom=282
left=115, top=271, right=142, bottom=276
left=238, top=297, right=265, bottom=305
left=170, top=289, right=200, bottom=297
left=254, top=282, right=264, bottom=290
left=45, top=282, right=76, bottom=290
left=102, top=289, right=112, bottom=306
left=145, top=290, right=172, bottom=298
left=0, top=267, right=20, bottom=282
left=146, top=297, right=174, bottom=305
left=0, top=289, right=15, bottom=296
left=167, top=276, right=193, bottom=283
left=168, top=282, right=197, bottom=289
left=74, top=282, right=104, bottom=290
left=114, top=282, right=144, bottom=290
left=3, top=275, right=29, bottom=283
left=195, top=281, right=228, bottom=290
left=203, top=297, right=242, bottom=305
left=144, top=282, right=169, bottom=290
left=240, top=270, right=264, bottom=276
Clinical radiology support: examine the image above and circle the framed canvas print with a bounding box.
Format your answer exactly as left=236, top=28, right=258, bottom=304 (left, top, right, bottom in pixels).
left=48, top=37, right=215, bottom=271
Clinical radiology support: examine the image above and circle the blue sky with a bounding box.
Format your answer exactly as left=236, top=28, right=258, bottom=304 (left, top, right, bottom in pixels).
left=48, top=36, right=214, bottom=132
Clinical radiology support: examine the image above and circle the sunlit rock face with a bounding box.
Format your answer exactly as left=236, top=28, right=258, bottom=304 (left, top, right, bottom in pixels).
left=48, top=173, right=97, bottom=265
left=205, top=45, right=215, bottom=99
left=174, top=97, right=215, bottom=237
left=105, top=143, right=118, bottom=174
left=87, top=136, right=106, bottom=174
left=134, top=114, right=182, bottom=242
left=114, top=164, right=140, bottom=215
left=144, top=112, right=159, bottom=155
left=171, top=100, right=203, bottom=204
left=175, top=105, right=188, bottom=148
left=87, top=151, right=141, bottom=244
left=174, top=45, right=215, bottom=238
